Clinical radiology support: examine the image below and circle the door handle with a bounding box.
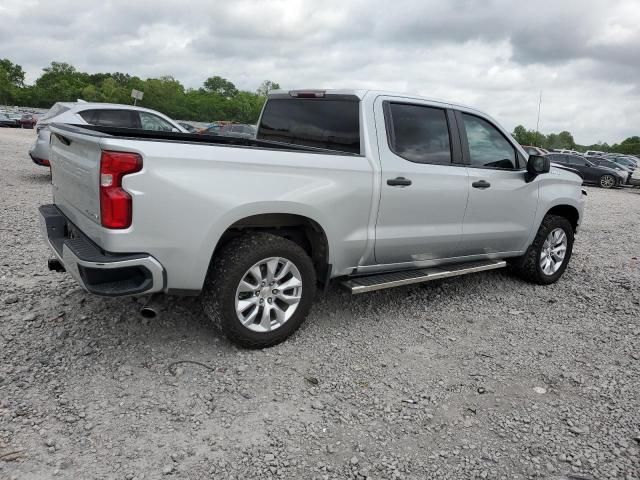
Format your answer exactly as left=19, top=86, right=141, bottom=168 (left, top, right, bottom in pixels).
left=472, top=180, right=491, bottom=189
left=387, top=177, right=412, bottom=187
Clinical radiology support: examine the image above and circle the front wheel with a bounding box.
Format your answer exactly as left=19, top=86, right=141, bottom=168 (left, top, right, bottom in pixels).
left=201, top=233, right=316, bottom=348
left=599, top=175, right=616, bottom=188
left=510, top=215, right=574, bottom=285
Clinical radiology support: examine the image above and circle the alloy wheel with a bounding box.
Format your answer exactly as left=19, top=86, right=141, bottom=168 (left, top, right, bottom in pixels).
left=539, top=228, right=568, bottom=275
left=600, top=175, right=615, bottom=188
left=234, top=257, right=302, bottom=332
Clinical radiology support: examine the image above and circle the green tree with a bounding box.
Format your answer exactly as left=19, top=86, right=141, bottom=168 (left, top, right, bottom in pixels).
left=512, top=125, right=540, bottom=146
left=35, top=61, right=90, bottom=105
left=621, top=136, right=640, bottom=146
left=256, top=80, right=281, bottom=96
left=557, top=131, right=575, bottom=149
left=512, top=125, right=528, bottom=144
left=203, top=76, right=238, bottom=97
left=0, top=58, right=25, bottom=87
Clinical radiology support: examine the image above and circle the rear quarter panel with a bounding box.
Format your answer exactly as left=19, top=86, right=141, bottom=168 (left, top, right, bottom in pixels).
left=97, top=138, right=374, bottom=291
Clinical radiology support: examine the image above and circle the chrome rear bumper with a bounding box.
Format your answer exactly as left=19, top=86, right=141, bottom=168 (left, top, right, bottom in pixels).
left=39, top=204, right=165, bottom=296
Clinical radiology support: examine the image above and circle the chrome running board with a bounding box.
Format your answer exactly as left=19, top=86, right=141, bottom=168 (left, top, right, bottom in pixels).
left=341, top=260, right=507, bottom=294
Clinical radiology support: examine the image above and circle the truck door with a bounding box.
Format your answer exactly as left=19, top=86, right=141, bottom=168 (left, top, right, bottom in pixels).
left=373, top=96, right=469, bottom=265
left=455, top=111, right=539, bottom=255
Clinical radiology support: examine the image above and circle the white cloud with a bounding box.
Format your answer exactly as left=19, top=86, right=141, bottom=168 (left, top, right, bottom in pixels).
left=1, top=0, right=639, bottom=143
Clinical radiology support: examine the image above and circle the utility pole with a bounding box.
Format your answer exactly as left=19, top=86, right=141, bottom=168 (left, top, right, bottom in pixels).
left=535, top=90, right=542, bottom=147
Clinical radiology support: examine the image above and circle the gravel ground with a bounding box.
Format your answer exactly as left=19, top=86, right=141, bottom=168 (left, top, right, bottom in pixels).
left=1, top=128, right=639, bottom=480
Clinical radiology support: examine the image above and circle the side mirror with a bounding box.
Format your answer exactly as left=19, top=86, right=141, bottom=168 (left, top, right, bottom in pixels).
left=526, top=154, right=550, bottom=182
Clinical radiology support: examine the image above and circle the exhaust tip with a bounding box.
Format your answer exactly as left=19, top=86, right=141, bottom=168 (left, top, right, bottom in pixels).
left=48, top=258, right=66, bottom=272
left=140, top=307, right=157, bottom=319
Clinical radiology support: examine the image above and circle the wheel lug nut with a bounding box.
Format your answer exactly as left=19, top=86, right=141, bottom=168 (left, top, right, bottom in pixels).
left=259, top=298, right=264, bottom=304
left=267, top=298, right=273, bottom=304
left=255, top=291, right=260, bottom=296
left=272, top=289, right=278, bottom=294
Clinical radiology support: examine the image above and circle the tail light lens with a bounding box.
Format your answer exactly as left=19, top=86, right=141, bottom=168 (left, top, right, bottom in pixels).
left=100, top=151, right=142, bottom=229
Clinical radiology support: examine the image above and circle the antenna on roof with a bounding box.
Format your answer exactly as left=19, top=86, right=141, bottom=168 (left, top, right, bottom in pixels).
left=535, top=90, right=542, bottom=147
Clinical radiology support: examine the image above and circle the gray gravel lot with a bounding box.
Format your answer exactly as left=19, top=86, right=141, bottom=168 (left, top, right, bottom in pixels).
left=1, top=128, right=639, bottom=479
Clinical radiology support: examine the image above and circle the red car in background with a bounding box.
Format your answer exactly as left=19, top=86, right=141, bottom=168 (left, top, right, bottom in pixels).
left=19, top=113, right=39, bottom=129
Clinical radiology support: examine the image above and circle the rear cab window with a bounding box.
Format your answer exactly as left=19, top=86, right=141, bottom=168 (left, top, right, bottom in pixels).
left=257, top=94, right=361, bottom=154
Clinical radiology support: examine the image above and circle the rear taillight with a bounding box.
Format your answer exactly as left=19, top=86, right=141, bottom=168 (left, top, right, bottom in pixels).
left=99, top=151, right=142, bottom=229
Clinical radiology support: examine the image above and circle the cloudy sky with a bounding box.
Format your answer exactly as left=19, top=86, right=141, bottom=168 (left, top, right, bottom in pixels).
left=1, top=0, right=639, bottom=144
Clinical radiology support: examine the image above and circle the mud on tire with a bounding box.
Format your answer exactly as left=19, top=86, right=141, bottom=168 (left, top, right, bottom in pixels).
left=201, top=232, right=316, bottom=348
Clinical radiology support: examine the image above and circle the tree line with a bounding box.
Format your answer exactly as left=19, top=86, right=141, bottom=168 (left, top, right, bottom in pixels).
left=0, top=58, right=280, bottom=124
left=1, top=58, right=638, bottom=152
left=511, top=125, right=640, bottom=155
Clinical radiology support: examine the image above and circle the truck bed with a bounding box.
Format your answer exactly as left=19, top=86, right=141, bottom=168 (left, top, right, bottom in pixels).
left=50, top=123, right=361, bottom=156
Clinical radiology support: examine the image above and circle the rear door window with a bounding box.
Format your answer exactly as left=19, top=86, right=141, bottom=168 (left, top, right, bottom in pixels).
left=385, top=103, right=452, bottom=165
left=257, top=98, right=360, bottom=154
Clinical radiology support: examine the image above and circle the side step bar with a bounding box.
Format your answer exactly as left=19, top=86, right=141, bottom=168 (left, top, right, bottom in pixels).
left=341, top=260, right=507, bottom=294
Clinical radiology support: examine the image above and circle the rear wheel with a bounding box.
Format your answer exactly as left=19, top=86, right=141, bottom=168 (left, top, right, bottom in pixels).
left=599, top=175, right=616, bottom=188
left=510, top=215, right=574, bottom=285
left=201, top=233, right=316, bottom=348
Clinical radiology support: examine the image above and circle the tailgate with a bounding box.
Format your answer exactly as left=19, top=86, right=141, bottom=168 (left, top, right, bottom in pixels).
left=49, top=124, right=105, bottom=233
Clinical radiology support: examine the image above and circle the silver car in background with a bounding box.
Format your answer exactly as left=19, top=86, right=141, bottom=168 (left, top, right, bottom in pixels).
left=30, top=102, right=187, bottom=166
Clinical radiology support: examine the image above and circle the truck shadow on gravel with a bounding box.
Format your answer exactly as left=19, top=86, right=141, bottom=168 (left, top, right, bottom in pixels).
left=52, top=266, right=572, bottom=371
left=79, top=268, right=526, bottom=352
left=20, top=170, right=51, bottom=184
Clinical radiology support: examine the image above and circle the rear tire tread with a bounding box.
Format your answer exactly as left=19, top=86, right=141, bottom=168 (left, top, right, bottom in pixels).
left=201, top=232, right=316, bottom=348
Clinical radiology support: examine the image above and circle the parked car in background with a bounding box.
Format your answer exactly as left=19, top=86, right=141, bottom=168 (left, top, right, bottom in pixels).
left=606, top=155, right=637, bottom=171
left=19, top=113, right=39, bottom=129
left=7, top=113, right=23, bottom=126
left=522, top=145, right=549, bottom=156
left=197, top=121, right=230, bottom=135
left=629, top=167, right=640, bottom=187
left=0, top=113, right=20, bottom=128
left=178, top=121, right=197, bottom=133
left=546, top=153, right=626, bottom=188
left=30, top=102, right=187, bottom=166
left=586, top=156, right=633, bottom=184
left=218, top=123, right=257, bottom=139
left=584, top=150, right=605, bottom=157
left=553, top=149, right=581, bottom=155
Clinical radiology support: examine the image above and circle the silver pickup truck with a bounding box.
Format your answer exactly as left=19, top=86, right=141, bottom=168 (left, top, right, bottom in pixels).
left=40, top=89, right=586, bottom=347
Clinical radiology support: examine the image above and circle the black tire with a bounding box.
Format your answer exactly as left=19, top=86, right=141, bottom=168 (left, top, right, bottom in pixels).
left=599, top=174, right=616, bottom=189
left=201, top=232, right=316, bottom=348
left=509, top=215, right=574, bottom=285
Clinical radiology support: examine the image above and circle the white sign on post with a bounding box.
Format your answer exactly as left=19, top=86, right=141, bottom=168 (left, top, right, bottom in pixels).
left=131, top=89, right=144, bottom=105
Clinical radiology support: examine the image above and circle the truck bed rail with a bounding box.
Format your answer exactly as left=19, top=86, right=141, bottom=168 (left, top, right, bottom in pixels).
left=50, top=123, right=361, bottom=157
